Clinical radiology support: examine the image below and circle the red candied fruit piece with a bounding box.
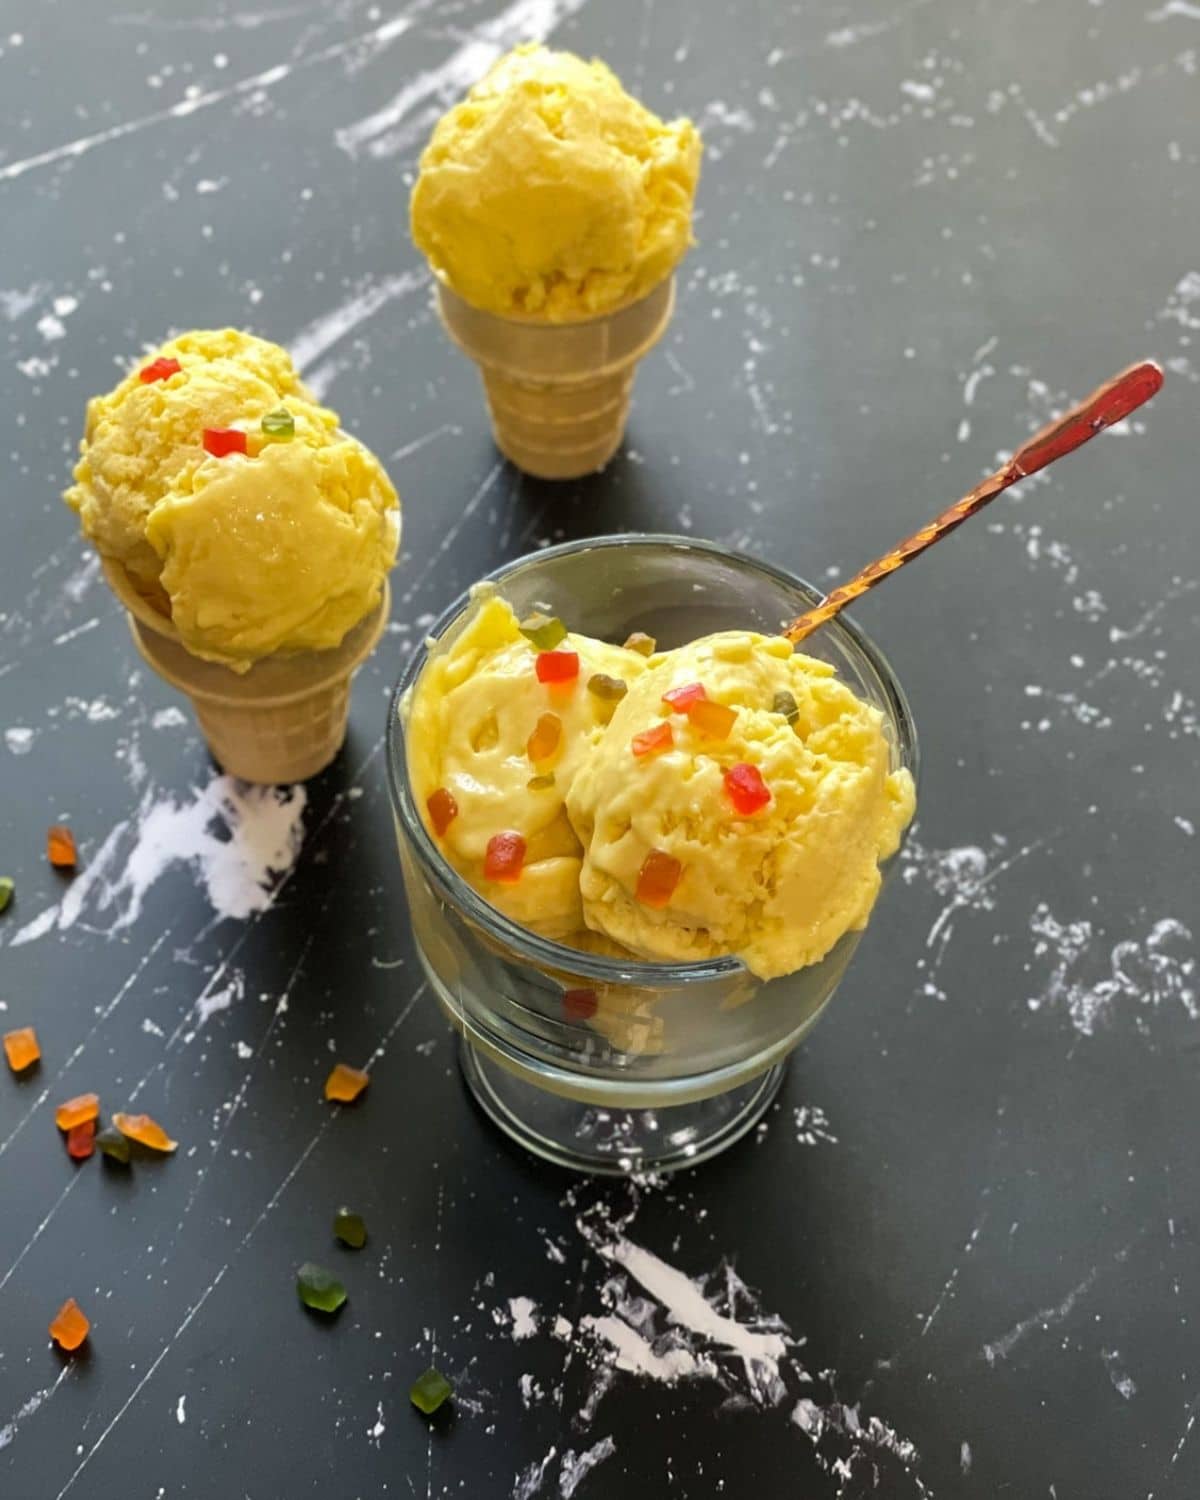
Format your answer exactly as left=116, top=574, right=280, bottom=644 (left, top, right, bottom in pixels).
left=631, top=722, right=673, bottom=758
left=426, top=788, right=458, bottom=838
left=484, top=831, right=526, bottom=884
left=686, top=699, right=738, bottom=739
left=662, top=682, right=707, bottom=712
left=66, top=1120, right=96, bottom=1161
left=202, top=427, right=249, bottom=458
left=636, top=850, right=683, bottom=909
left=138, top=357, right=181, bottom=384
left=535, top=651, right=579, bottom=686
left=725, top=763, right=772, bottom=816
left=562, top=988, right=598, bottom=1022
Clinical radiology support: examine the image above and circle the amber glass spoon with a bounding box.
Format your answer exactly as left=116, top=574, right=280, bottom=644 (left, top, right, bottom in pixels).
left=784, top=360, right=1164, bottom=644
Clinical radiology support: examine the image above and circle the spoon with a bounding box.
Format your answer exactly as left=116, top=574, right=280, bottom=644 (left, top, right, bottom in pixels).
left=784, top=360, right=1165, bottom=644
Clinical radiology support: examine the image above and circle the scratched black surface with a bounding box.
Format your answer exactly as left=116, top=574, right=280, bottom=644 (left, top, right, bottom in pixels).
left=3, top=0, right=1200, bottom=1496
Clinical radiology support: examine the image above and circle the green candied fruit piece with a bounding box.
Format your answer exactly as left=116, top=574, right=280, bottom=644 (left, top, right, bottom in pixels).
left=527, top=774, right=556, bottom=790
left=333, top=1208, right=367, bottom=1249
left=623, top=631, right=656, bottom=657
left=95, top=1126, right=131, bottom=1164
left=0, top=877, right=13, bottom=913
left=587, top=673, right=628, bottom=702
left=410, top=1366, right=453, bottom=1415
left=260, top=406, right=296, bottom=442
left=297, top=1262, right=347, bottom=1314
left=772, top=690, right=800, bottom=725
left=519, top=612, right=568, bottom=652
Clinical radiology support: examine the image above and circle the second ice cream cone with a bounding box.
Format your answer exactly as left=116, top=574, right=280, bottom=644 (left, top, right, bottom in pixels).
left=437, top=275, right=675, bottom=482
left=104, top=559, right=387, bottom=784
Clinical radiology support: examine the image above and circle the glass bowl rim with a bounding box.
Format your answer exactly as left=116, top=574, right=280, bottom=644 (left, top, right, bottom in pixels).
left=384, top=533, right=919, bottom=987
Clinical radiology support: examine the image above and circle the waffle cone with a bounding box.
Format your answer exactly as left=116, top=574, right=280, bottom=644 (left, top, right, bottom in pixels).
left=436, top=277, right=675, bottom=480
left=101, top=558, right=388, bottom=784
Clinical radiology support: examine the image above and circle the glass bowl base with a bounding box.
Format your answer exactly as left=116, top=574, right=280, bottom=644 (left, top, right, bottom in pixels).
left=458, top=1038, right=786, bottom=1175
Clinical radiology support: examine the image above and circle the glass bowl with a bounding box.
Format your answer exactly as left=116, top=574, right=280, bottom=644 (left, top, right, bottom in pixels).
left=386, top=536, right=918, bottom=1173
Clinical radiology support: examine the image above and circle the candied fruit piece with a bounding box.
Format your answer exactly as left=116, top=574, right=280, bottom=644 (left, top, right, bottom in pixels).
left=426, top=788, right=458, bottom=838
left=562, top=988, right=598, bottom=1022
left=519, top=613, right=567, bottom=651
left=772, top=690, right=800, bottom=725
left=334, top=1208, right=367, bottom=1249
left=95, top=1126, right=131, bottom=1164
left=202, top=427, right=248, bottom=458
left=66, top=1120, right=95, bottom=1161
left=725, top=763, right=772, bottom=816
left=535, top=650, right=579, bottom=685
left=623, top=632, right=656, bottom=656
left=324, top=1063, right=369, bottom=1103
left=587, top=673, right=627, bottom=703
left=632, top=723, right=673, bottom=758
left=3, top=1027, right=40, bottom=1073
left=138, top=357, right=181, bottom=384
left=49, top=1298, right=90, bottom=1352
left=636, top=850, right=683, bottom=909
left=260, top=406, right=295, bottom=442
left=297, top=1262, right=346, bottom=1315
left=526, top=712, right=562, bottom=765
left=112, top=1111, right=178, bottom=1152
left=662, top=682, right=707, bottom=712
left=484, top=831, right=526, bottom=884
left=527, top=774, right=556, bottom=790
left=55, top=1093, right=100, bottom=1131
left=0, top=876, right=13, bottom=913
left=686, top=699, right=737, bottom=739
left=410, top=1366, right=453, bottom=1415
left=47, top=825, right=77, bottom=870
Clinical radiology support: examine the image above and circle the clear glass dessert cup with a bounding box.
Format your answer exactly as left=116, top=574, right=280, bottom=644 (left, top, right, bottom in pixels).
left=386, top=536, right=918, bottom=1175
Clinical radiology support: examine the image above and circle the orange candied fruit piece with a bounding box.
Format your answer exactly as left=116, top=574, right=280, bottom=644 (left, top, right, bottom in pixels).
left=112, top=1110, right=178, bottom=1152
left=632, top=722, right=674, bottom=759
left=426, top=788, right=458, bottom=838
left=324, top=1063, right=370, bottom=1104
left=66, top=1120, right=96, bottom=1160
left=526, top=712, right=563, bottom=765
left=47, top=824, right=77, bottom=870
left=484, top=831, right=526, bottom=884
left=662, top=682, right=707, bottom=712
left=686, top=699, right=738, bottom=739
left=636, top=849, right=683, bottom=909
left=55, top=1092, right=100, bottom=1131
left=3, top=1026, right=40, bottom=1073
left=49, top=1298, right=90, bottom=1352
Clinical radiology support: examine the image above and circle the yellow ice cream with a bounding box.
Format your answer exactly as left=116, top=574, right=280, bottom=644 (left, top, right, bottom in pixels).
left=410, top=44, right=701, bottom=320
left=408, top=598, right=915, bottom=981
left=567, top=632, right=915, bottom=979
left=64, top=328, right=400, bottom=670
left=406, top=593, right=648, bottom=939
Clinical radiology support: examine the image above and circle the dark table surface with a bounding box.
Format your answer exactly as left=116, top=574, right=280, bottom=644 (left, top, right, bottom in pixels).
left=3, top=0, right=1199, bottom=1495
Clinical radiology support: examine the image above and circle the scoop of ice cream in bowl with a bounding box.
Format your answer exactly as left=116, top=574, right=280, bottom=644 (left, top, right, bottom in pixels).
left=387, top=536, right=917, bottom=1173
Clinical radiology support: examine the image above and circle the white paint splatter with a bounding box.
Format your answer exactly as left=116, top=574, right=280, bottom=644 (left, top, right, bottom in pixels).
left=509, top=1295, right=539, bottom=1341
left=175, top=1395, right=186, bottom=1425
left=367, top=1400, right=385, bottom=1442
left=8, top=777, right=306, bottom=947
left=513, top=1447, right=558, bottom=1500
left=1102, top=1348, right=1138, bottom=1400
left=793, top=1105, right=838, bottom=1146
left=151, top=707, right=187, bottom=730
left=289, top=270, right=425, bottom=379
left=1027, top=908, right=1196, bottom=1036
left=558, top=1436, right=616, bottom=1497
left=5, top=727, right=35, bottom=755
left=195, top=972, right=244, bottom=1027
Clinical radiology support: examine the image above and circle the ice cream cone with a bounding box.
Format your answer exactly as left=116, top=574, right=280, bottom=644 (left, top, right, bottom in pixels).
left=102, top=558, right=388, bottom=784
left=436, top=276, right=675, bottom=481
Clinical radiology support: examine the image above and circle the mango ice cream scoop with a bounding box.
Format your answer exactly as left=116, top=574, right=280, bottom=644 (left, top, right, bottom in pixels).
left=64, top=328, right=401, bottom=782
left=408, top=597, right=914, bottom=981
left=410, top=44, right=702, bottom=480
